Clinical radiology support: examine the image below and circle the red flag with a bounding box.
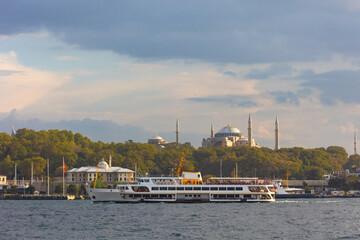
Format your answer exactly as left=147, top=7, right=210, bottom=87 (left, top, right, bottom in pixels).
left=63, top=158, right=66, bottom=173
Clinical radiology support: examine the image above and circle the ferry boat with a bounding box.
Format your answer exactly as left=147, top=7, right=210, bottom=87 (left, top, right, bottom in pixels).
left=87, top=170, right=275, bottom=203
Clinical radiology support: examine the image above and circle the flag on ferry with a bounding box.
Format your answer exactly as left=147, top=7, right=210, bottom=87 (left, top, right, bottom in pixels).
left=63, top=157, right=66, bottom=173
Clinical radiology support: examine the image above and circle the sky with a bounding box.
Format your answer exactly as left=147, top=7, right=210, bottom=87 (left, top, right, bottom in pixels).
left=1, top=0, right=360, bottom=153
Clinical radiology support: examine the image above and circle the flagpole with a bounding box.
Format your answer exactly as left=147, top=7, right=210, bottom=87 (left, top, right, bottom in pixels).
left=47, top=158, right=49, bottom=196
left=63, top=157, right=65, bottom=196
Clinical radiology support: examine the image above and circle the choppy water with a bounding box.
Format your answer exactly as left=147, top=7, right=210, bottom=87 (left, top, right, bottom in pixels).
left=1, top=198, right=360, bottom=239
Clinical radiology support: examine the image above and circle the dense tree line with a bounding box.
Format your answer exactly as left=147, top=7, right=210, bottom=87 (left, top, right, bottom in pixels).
left=0, top=128, right=352, bottom=181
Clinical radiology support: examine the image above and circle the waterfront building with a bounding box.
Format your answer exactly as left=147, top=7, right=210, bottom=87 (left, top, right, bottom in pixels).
left=66, top=157, right=135, bottom=185
left=0, top=175, right=9, bottom=190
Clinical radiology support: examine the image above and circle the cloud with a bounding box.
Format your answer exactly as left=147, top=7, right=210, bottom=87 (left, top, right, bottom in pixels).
left=186, top=95, right=258, bottom=108
left=269, top=91, right=300, bottom=106
left=1, top=1, right=360, bottom=64
left=300, top=69, right=360, bottom=105
left=222, top=71, right=237, bottom=77
left=0, top=51, right=70, bottom=112
left=246, top=64, right=294, bottom=79
left=0, top=70, right=23, bottom=76
left=54, top=56, right=80, bottom=61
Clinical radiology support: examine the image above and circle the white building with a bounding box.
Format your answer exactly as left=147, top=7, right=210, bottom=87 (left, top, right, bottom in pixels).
left=66, top=157, right=135, bottom=185
left=0, top=175, right=9, bottom=190
left=202, top=123, right=259, bottom=148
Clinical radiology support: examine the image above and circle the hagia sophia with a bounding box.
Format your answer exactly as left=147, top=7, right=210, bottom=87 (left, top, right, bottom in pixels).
left=148, top=115, right=280, bottom=150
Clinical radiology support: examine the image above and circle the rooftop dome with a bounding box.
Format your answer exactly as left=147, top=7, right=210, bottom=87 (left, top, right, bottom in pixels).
left=151, top=133, right=164, bottom=140
left=98, top=159, right=109, bottom=169
left=215, top=123, right=241, bottom=138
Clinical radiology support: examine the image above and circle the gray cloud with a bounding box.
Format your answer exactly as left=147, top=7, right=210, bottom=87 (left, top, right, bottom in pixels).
left=245, top=64, right=294, bottom=79
left=1, top=1, right=360, bottom=64
left=222, top=71, right=237, bottom=77
left=270, top=91, right=300, bottom=106
left=186, top=95, right=258, bottom=108
left=0, top=70, right=23, bottom=76
left=300, top=70, right=360, bottom=105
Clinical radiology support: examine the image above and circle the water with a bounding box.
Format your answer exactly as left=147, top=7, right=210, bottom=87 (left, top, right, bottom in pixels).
left=1, top=198, right=360, bottom=239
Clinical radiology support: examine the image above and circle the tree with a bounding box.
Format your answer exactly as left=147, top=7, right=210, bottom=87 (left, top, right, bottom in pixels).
left=67, top=184, right=78, bottom=195
left=78, top=184, right=87, bottom=195
left=0, top=155, right=15, bottom=176
left=90, top=175, right=104, bottom=188
left=54, top=184, right=63, bottom=194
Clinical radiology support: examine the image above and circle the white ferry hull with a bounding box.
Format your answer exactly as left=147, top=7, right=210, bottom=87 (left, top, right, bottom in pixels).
left=87, top=188, right=275, bottom=203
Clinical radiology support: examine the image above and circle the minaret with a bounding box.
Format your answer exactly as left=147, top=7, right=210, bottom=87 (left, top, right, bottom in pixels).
left=176, top=119, right=179, bottom=145
left=109, top=154, right=112, bottom=168
left=11, top=125, right=16, bottom=137
left=275, top=117, right=280, bottom=150
left=355, top=131, right=358, bottom=155
left=211, top=122, right=214, bottom=138
left=248, top=114, right=252, bottom=147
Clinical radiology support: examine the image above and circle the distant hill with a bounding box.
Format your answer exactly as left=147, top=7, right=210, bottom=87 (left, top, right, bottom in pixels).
left=0, top=111, right=204, bottom=146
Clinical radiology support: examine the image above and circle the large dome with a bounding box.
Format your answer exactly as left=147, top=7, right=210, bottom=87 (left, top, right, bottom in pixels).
left=215, top=124, right=242, bottom=138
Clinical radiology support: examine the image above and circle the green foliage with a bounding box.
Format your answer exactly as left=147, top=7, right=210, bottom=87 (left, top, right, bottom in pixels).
left=0, top=128, right=355, bottom=180
left=328, top=175, right=360, bottom=191
left=0, top=155, right=14, bottom=176
left=66, top=184, right=78, bottom=195
left=90, top=175, right=104, bottom=188
left=54, top=184, right=63, bottom=194
left=78, top=184, right=87, bottom=195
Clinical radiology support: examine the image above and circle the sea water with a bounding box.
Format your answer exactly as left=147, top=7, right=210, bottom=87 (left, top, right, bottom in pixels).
left=1, top=198, right=360, bottom=239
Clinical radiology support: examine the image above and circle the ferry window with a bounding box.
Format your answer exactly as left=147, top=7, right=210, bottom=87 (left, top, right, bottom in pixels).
left=125, top=186, right=129, bottom=190
left=198, top=174, right=200, bottom=178
left=185, top=187, right=192, bottom=191
left=160, top=187, right=167, bottom=191
left=202, top=187, right=209, bottom=191
left=236, top=187, right=243, bottom=191
left=168, top=187, right=175, bottom=190
left=145, top=179, right=150, bottom=182
left=194, top=187, right=201, bottom=190
left=167, top=194, right=172, bottom=198
left=210, top=187, right=218, bottom=191
left=227, top=187, right=235, bottom=191
left=235, top=195, right=239, bottom=198
left=152, top=187, right=159, bottom=190
left=176, top=187, right=184, bottom=191
left=227, top=194, right=235, bottom=198
left=185, top=195, right=188, bottom=197
left=219, top=187, right=226, bottom=191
